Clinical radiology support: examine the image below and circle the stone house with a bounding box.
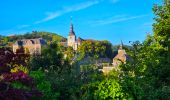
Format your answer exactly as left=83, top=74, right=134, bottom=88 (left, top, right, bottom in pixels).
left=112, top=44, right=131, bottom=67
left=100, top=43, right=131, bottom=73
left=13, top=38, right=46, bottom=55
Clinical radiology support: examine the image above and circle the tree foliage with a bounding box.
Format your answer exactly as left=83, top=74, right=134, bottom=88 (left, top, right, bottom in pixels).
left=0, top=48, right=42, bottom=99
left=78, top=40, right=113, bottom=59
left=118, top=1, right=170, bottom=99
left=29, top=42, right=67, bottom=73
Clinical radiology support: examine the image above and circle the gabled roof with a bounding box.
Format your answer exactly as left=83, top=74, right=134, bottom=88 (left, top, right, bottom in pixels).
left=113, top=49, right=132, bottom=63
left=14, top=38, right=46, bottom=46
left=14, top=40, right=23, bottom=46
left=77, top=37, right=84, bottom=43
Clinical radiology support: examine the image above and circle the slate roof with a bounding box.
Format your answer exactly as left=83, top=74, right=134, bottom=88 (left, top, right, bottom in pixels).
left=76, top=37, right=84, bottom=43
left=14, top=38, right=46, bottom=46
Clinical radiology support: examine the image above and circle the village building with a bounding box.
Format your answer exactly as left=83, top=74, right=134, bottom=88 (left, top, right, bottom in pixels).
left=60, top=20, right=84, bottom=50
left=12, top=20, right=83, bottom=55
left=100, top=43, right=131, bottom=73
left=13, top=38, right=46, bottom=55
left=112, top=43, right=131, bottom=66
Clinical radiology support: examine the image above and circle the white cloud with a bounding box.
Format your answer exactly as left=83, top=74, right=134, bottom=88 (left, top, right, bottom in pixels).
left=17, top=24, right=30, bottom=29
left=2, top=0, right=100, bottom=34
left=90, top=14, right=149, bottom=25
left=34, top=0, right=99, bottom=24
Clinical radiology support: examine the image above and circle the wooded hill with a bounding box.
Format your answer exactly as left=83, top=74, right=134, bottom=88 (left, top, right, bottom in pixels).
left=0, top=31, right=66, bottom=47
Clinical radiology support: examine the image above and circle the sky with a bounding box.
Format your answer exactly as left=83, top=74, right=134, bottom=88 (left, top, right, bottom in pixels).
left=0, top=0, right=162, bottom=45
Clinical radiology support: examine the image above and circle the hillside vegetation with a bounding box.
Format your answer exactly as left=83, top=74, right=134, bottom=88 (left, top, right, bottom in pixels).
left=0, top=31, right=66, bottom=47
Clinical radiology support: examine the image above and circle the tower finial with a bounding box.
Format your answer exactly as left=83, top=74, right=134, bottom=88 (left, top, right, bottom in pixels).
left=70, top=16, right=72, bottom=24
left=70, top=16, right=73, bottom=32
left=69, top=16, right=75, bottom=36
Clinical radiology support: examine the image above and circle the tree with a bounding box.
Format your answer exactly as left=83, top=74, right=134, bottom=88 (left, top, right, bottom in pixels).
left=77, top=40, right=113, bottom=60
left=151, top=1, right=170, bottom=98
left=94, top=79, right=127, bottom=100
left=29, top=42, right=65, bottom=72
left=119, top=1, right=170, bottom=99
left=64, top=47, right=74, bottom=61
left=30, top=70, right=60, bottom=99
left=79, top=69, right=130, bottom=100
left=0, top=48, right=42, bottom=99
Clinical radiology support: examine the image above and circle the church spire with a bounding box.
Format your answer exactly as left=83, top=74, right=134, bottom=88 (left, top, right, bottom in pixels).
left=119, top=40, right=123, bottom=50
left=69, top=17, right=75, bottom=36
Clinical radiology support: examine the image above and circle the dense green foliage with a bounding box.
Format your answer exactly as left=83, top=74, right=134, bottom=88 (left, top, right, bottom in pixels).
left=119, top=1, right=170, bottom=99
left=64, top=47, right=75, bottom=61
left=78, top=40, right=113, bottom=59
left=0, top=48, right=42, bottom=99
left=30, top=70, right=60, bottom=99
left=29, top=42, right=65, bottom=72
left=94, top=79, right=125, bottom=99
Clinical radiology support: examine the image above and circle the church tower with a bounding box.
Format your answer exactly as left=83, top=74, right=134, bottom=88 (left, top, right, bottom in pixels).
left=67, top=18, right=76, bottom=48
left=118, top=40, right=126, bottom=55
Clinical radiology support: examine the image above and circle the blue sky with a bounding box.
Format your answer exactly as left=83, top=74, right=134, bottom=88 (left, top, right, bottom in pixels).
left=0, top=0, right=162, bottom=45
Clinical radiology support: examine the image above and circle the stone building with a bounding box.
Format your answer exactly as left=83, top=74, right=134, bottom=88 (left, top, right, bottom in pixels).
left=13, top=38, right=46, bottom=55
left=60, top=20, right=83, bottom=50
left=100, top=42, right=131, bottom=73
left=112, top=43, right=131, bottom=67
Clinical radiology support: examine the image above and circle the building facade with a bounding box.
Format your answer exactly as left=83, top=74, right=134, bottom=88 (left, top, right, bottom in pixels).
left=67, top=21, right=84, bottom=50
left=112, top=43, right=131, bottom=67
left=61, top=20, right=83, bottom=50
left=100, top=43, right=132, bottom=73
left=13, top=38, right=46, bottom=55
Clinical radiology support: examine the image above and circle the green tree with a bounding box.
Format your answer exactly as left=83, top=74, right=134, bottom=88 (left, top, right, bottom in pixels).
left=118, top=1, right=170, bottom=99
left=29, top=42, right=64, bottom=72
left=30, top=70, right=60, bottom=100
left=151, top=0, right=170, bottom=98
left=77, top=40, right=113, bottom=60
left=94, top=79, right=127, bottom=100
left=64, top=46, right=74, bottom=61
